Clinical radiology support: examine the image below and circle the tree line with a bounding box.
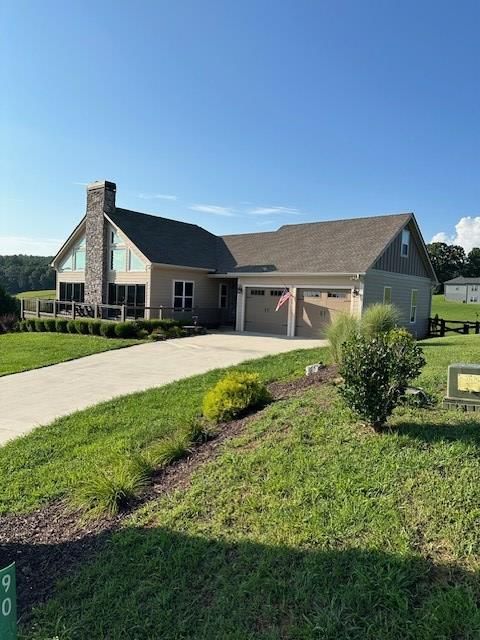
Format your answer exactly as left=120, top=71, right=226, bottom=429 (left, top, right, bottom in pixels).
left=426, top=242, right=480, bottom=287
left=0, top=255, right=55, bottom=295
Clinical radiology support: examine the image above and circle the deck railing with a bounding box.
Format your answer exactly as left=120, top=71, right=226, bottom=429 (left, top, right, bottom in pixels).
left=21, top=298, right=226, bottom=327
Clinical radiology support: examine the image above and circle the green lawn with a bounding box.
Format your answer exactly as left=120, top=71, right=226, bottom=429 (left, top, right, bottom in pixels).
left=21, top=335, right=480, bottom=639
left=0, top=347, right=327, bottom=515
left=432, top=293, right=480, bottom=321
left=15, top=289, right=56, bottom=299
left=0, top=332, right=140, bottom=377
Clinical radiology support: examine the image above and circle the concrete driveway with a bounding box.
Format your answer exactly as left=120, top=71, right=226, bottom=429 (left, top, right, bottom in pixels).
left=0, top=333, right=326, bottom=445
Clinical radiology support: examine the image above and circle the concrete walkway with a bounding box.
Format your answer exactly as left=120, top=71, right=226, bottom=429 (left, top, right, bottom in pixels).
left=0, top=333, right=326, bottom=445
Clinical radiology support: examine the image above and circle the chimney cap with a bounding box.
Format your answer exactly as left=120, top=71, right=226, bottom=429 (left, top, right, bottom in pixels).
left=87, top=180, right=116, bottom=191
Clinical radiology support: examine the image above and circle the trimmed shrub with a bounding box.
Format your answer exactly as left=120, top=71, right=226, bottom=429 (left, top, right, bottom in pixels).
left=43, top=318, right=57, bottom=332
left=327, top=314, right=360, bottom=364
left=17, top=319, right=28, bottom=332
left=55, top=318, right=68, bottom=333
left=73, top=458, right=149, bottom=517
left=34, top=318, right=46, bottom=332
left=100, top=321, right=116, bottom=338
left=339, top=328, right=425, bottom=431
left=140, top=318, right=181, bottom=334
left=75, top=320, right=90, bottom=335
left=149, top=329, right=167, bottom=341
left=25, top=318, right=36, bottom=332
left=361, top=303, right=400, bottom=340
left=167, top=325, right=188, bottom=339
left=88, top=320, right=102, bottom=336
left=67, top=320, right=77, bottom=334
left=114, top=321, right=137, bottom=339
left=202, top=372, right=271, bottom=423
left=0, top=285, right=19, bottom=316
left=136, top=328, right=149, bottom=340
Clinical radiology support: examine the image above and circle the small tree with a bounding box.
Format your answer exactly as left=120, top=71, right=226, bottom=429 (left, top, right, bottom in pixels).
left=339, top=328, right=425, bottom=431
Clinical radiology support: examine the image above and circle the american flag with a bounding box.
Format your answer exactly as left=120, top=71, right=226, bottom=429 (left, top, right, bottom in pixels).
left=275, top=288, right=291, bottom=312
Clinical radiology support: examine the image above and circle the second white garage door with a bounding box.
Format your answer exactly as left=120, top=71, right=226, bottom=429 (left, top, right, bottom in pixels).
left=244, top=288, right=288, bottom=335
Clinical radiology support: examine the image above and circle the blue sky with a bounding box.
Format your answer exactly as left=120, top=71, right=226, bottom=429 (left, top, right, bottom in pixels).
left=1, top=0, right=480, bottom=255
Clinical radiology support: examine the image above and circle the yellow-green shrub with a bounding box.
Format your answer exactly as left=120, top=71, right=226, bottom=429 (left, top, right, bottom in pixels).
left=202, top=372, right=270, bottom=423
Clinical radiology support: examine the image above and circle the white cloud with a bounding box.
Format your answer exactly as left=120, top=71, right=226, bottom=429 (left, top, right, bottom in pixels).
left=189, top=204, right=236, bottom=217
left=431, top=216, right=480, bottom=252
left=138, top=193, right=177, bottom=201
left=248, top=206, right=300, bottom=216
left=0, top=236, right=63, bottom=256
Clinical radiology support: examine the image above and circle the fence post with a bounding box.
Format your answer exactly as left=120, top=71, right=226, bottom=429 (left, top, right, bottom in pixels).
left=440, top=319, right=445, bottom=337
left=121, top=305, right=126, bottom=322
left=159, top=306, right=163, bottom=320
left=72, top=301, right=76, bottom=319
left=94, top=304, right=98, bottom=319
left=464, top=323, right=470, bottom=335
left=53, top=300, right=57, bottom=318
left=20, top=298, right=24, bottom=320
left=476, top=321, right=480, bottom=335
left=36, top=299, right=40, bottom=318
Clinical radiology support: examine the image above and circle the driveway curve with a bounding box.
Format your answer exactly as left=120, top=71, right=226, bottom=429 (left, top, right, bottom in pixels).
left=0, top=333, right=326, bottom=445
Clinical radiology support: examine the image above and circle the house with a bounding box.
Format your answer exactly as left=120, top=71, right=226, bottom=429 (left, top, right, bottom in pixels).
left=51, top=180, right=437, bottom=337
left=444, top=277, right=480, bottom=304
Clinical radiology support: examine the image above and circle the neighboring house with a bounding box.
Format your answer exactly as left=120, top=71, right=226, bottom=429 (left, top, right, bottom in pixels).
left=51, top=180, right=437, bottom=337
left=444, top=277, right=480, bottom=304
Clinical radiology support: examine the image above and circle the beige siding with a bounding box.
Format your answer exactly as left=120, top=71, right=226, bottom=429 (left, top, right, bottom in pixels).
left=150, top=267, right=219, bottom=308
left=56, top=271, right=85, bottom=298
left=236, top=274, right=363, bottom=336
left=373, top=222, right=431, bottom=278
left=363, top=270, right=432, bottom=337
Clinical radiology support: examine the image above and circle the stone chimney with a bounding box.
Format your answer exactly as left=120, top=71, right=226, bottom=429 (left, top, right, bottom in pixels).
left=84, top=180, right=116, bottom=304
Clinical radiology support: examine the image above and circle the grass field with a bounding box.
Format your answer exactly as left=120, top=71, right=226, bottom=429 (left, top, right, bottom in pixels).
left=15, top=289, right=56, bottom=299
left=0, top=332, right=139, bottom=377
left=432, top=293, right=480, bottom=321
left=0, top=347, right=326, bottom=515
left=19, top=335, right=480, bottom=639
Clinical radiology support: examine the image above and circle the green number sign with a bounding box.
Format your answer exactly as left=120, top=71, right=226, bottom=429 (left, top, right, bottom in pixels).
left=0, top=563, right=17, bottom=640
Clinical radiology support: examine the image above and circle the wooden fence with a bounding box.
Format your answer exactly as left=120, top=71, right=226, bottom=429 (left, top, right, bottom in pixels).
left=429, top=316, right=480, bottom=337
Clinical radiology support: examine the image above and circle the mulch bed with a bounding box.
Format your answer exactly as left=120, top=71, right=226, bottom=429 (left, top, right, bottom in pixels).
left=0, top=365, right=336, bottom=620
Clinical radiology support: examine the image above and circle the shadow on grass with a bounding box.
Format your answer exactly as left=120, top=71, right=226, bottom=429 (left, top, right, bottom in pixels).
left=393, top=415, right=480, bottom=446
left=2, top=527, right=479, bottom=639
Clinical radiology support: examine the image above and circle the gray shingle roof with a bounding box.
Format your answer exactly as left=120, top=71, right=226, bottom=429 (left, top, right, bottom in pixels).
left=445, top=276, right=480, bottom=284
left=110, top=208, right=414, bottom=274
left=109, top=208, right=219, bottom=270
left=218, top=213, right=412, bottom=273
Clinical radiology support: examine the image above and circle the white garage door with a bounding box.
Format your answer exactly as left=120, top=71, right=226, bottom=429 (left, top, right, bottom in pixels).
left=244, top=288, right=288, bottom=335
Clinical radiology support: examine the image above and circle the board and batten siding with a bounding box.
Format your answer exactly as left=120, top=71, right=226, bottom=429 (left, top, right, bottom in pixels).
left=372, top=223, right=430, bottom=278
left=149, top=266, right=219, bottom=309
left=363, top=270, right=432, bottom=337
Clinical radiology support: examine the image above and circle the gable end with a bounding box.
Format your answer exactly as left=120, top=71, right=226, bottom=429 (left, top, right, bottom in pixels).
left=372, top=221, right=433, bottom=279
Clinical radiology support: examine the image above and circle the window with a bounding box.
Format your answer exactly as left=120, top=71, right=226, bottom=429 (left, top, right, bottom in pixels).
left=250, top=289, right=265, bottom=296
left=59, top=282, right=85, bottom=302
left=383, top=286, right=392, bottom=304
left=471, top=285, right=478, bottom=292
left=108, top=283, right=146, bottom=307
left=401, top=229, right=410, bottom=257
left=173, top=280, right=194, bottom=309
left=270, top=289, right=284, bottom=296
left=58, top=236, right=86, bottom=272
left=410, top=289, right=418, bottom=323
left=327, top=291, right=347, bottom=298
left=303, top=290, right=322, bottom=298
left=111, top=248, right=127, bottom=271
left=219, top=283, right=228, bottom=308
left=129, top=251, right=145, bottom=272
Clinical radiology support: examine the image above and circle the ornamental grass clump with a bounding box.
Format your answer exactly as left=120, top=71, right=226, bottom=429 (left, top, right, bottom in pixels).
left=326, top=313, right=360, bottom=365
left=339, top=328, right=425, bottom=432
left=360, top=303, right=400, bottom=340
left=202, top=371, right=271, bottom=423
left=73, top=457, right=150, bottom=517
